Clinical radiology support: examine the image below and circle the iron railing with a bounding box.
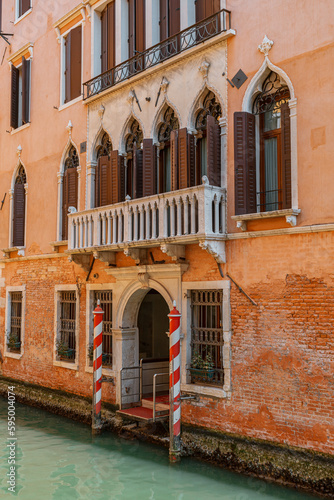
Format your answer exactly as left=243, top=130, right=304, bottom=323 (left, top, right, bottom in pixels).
left=257, top=189, right=283, bottom=212
left=83, top=9, right=231, bottom=99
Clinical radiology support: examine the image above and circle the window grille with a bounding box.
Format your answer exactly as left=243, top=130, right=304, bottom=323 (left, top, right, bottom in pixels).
left=93, top=291, right=113, bottom=367
left=158, top=107, right=179, bottom=143
left=58, top=291, right=76, bottom=362
left=64, top=146, right=79, bottom=171
left=190, top=290, right=224, bottom=386
left=125, top=120, right=143, bottom=153
left=8, top=292, right=22, bottom=353
left=97, top=132, right=112, bottom=159
left=195, top=91, right=221, bottom=130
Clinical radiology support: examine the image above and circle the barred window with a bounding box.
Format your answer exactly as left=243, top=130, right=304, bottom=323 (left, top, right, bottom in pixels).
left=57, top=291, right=76, bottom=362
left=7, top=292, right=22, bottom=353
left=93, top=291, right=113, bottom=367
left=190, top=290, right=224, bottom=386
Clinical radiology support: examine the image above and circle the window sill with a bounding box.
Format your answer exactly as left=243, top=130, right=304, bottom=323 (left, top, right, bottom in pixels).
left=2, top=247, right=25, bottom=258
left=231, top=208, right=301, bottom=231
left=11, top=123, right=31, bottom=135
left=14, top=8, right=32, bottom=25
left=5, top=351, right=23, bottom=360
left=181, top=383, right=229, bottom=399
left=59, top=95, right=83, bottom=111
left=53, top=360, right=79, bottom=371
left=50, top=241, right=68, bottom=252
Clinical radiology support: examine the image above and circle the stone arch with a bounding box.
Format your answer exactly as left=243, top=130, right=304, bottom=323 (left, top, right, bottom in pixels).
left=91, top=126, right=113, bottom=163
left=151, top=97, right=181, bottom=143
left=11, top=160, right=27, bottom=191
left=119, top=112, right=145, bottom=153
left=115, top=279, right=173, bottom=329
left=188, top=83, right=225, bottom=131
left=59, top=139, right=80, bottom=174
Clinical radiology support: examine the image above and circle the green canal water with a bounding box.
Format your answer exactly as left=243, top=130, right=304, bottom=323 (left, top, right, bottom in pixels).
left=0, top=397, right=320, bottom=500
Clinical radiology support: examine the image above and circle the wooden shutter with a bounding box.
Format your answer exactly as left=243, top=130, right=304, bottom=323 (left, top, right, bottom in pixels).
left=136, top=0, right=145, bottom=53
left=169, top=0, right=180, bottom=36
left=107, top=2, right=116, bottom=70
left=65, top=31, right=71, bottom=103
left=99, top=155, right=112, bottom=206
left=13, top=184, right=25, bottom=247
left=110, top=151, right=125, bottom=204
left=133, top=144, right=143, bottom=199
left=21, top=0, right=30, bottom=16
left=160, top=0, right=167, bottom=41
left=128, top=0, right=135, bottom=58
left=234, top=112, right=256, bottom=215
left=62, top=168, right=78, bottom=239
left=188, top=133, right=196, bottom=187
left=195, top=0, right=206, bottom=22
left=10, top=65, right=19, bottom=129
left=101, top=7, right=108, bottom=73
left=178, top=128, right=189, bottom=189
left=22, top=57, right=30, bottom=125
left=281, top=102, right=291, bottom=209
left=170, top=130, right=178, bottom=191
left=207, top=115, right=221, bottom=186
left=70, top=25, right=82, bottom=101
left=143, top=139, right=157, bottom=197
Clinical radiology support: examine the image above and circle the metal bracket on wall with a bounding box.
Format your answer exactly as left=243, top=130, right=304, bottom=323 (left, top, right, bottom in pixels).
left=226, top=273, right=258, bottom=306
left=0, top=193, right=6, bottom=210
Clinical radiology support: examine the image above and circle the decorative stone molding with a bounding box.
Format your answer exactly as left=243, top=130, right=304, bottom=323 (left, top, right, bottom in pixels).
left=236, top=221, right=247, bottom=232
left=202, top=175, right=209, bottom=185
left=68, top=254, right=91, bottom=272
left=258, top=35, right=274, bottom=57
left=66, top=120, right=73, bottom=139
left=127, top=91, right=135, bottom=107
left=137, top=272, right=150, bottom=289
left=98, top=104, right=105, bottom=121
left=124, top=248, right=147, bottom=265
left=198, top=60, right=210, bottom=80
left=286, top=215, right=297, bottom=227
left=199, top=240, right=226, bottom=264
left=232, top=208, right=301, bottom=231
left=160, top=77, right=169, bottom=95
left=93, top=251, right=116, bottom=266
left=160, top=244, right=185, bottom=262
left=16, top=145, right=22, bottom=159
left=57, top=172, right=64, bottom=184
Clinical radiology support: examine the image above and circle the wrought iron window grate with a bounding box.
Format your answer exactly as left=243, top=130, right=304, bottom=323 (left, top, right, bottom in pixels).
left=8, top=292, right=22, bottom=352
left=58, top=291, right=76, bottom=362
left=93, top=291, right=113, bottom=367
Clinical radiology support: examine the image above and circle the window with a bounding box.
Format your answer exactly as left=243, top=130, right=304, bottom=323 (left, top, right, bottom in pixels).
left=56, top=291, right=76, bottom=363
left=190, top=290, right=224, bottom=386
left=64, top=25, right=82, bottom=103
left=10, top=57, right=31, bottom=129
left=125, top=120, right=143, bottom=199
left=195, top=90, right=221, bottom=186
left=16, top=0, right=31, bottom=20
left=160, top=0, right=180, bottom=41
left=62, top=146, right=79, bottom=240
left=234, top=71, right=291, bottom=215
left=158, top=106, right=179, bottom=193
left=101, top=2, right=116, bottom=74
left=94, top=133, right=124, bottom=207
left=7, top=292, right=23, bottom=354
left=12, top=165, right=26, bottom=247
left=92, top=291, right=113, bottom=367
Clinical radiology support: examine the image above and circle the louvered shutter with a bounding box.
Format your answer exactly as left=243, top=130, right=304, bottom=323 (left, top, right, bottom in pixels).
left=99, top=155, right=112, bottom=206
left=178, top=128, right=189, bottom=189
left=169, top=0, right=180, bottom=36
left=62, top=172, right=68, bottom=240
left=143, top=139, right=157, bottom=197
left=188, top=133, right=196, bottom=187
left=95, top=159, right=101, bottom=207
left=281, top=102, right=291, bottom=209
left=101, top=7, right=108, bottom=73
left=133, top=143, right=143, bottom=199
left=136, top=0, right=145, bottom=52
left=70, top=25, right=82, bottom=101
left=128, top=0, right=135, bottom=58
left=170, top=130, right=178, bottom=191
left=110, top=151, right=125, bottom=204
left=62, top=168, right=78, bottom=239
left=107, top=2, right=116, bottom=70
left=234, top=112, right=256, bottom=215
left=195, top=0, right=206, bottom=22
left=22, top=57, right=30, bottom=125
left=207, top=115, right=221, bottom=186
left=65, top=31, right=71, bottom=103
left=10, top=65, right=19, bottom=129
left=13, top=184, right=25, bottom=247
left=160, top=0, right=167, bottom=41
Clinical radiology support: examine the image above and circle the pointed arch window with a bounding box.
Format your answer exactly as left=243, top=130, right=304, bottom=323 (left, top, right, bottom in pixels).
left=95, top=132, right=125, bottom=207
left=62, top=146, right=79, bottom=240
left=195, top=90, right=221, bottom=186
left=234, top=71, right=291, bottom=215
left=158, top=106, right=179, bottom=193
left=125, top=120, right=143, bottom=199
left=13, top=165, right=27, bottom=247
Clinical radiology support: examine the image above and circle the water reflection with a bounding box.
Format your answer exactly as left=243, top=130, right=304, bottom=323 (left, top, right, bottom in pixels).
left=0, top=398, right=319, bottom=500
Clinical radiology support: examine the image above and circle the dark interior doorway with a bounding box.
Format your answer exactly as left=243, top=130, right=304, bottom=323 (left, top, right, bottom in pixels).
left=138, top=289, right=169, bottom=360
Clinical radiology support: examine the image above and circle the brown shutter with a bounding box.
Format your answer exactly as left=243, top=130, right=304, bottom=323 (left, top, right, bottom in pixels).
left=62, top=168, right=78, bottom=239
left=281, top=102, right=291, bottom=209
left=136, top=0, right=145, bottom=53
left=143, top=139, right=157, bottom=197
left=62, top=171, right=68, bottom=240
left=195, top=0, right=206, bottom=22
left=99, top=155, right=112, bottom=206
left=21, top=0, right=30, bottom=15
left=160, top=0, right=167, bottom=41
left=178, top=128, right=189, bottom=189
left=65, top=31, right=71, bottom=103
left=234, top=112, right=256, bottom=215
left=128, top=0, right=135, bottom=58
left=70, top=25, right=82, bottom=101
left=22, top=57, right=30, bottom=125
left=169, top=0, right=180, bottom=36
left=188, top=133, right=196, bottom=187
left=133, top=143, right=143, bottom=199
left=101, top=7, right=108, bottom=73
left=170, top=130, right=178, bottom=191
left=110, top=151, right=125, bottom=204
left=10, top=65, right=19, bottom=129
left=13, top=184, right=25, bottom=247
left=107, top=2, right=116, bottom=70
left=95, top=158, right=101, bottom=207
left=207, top=115, right=221, bottom=186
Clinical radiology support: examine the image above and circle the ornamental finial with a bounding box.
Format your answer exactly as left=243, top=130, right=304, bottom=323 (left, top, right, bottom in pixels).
left=258, top=35, right=274, bottom=57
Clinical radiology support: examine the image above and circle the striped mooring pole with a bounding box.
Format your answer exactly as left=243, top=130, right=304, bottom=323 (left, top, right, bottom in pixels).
left=92, top=300, right=104, bottom=433
left=168, top=300, right=181, bottom=462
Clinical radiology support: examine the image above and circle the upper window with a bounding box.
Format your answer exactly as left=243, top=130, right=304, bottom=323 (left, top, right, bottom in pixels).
left=16, top=0, right=31, bottom=20
left=234, top=71, right=291, bottom=215
left=95, top=132, right=113, bottom=208
left=12, top=165, right=27, bottom=247
left=62, top=146, right=79, bottom=240
left=128, top=0, right=145, bottom=59
left=10, top=57, right=31, bottom=129
left=64, top=25, right=82, bottom=103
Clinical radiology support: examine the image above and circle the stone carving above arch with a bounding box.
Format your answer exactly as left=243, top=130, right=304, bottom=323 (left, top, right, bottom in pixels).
left=91, top=125, right=114, bottom=163
left=151, top=97, right=181, bottom=143
left=119, top=113, right=145, bottom=154
left=188, top=83, right=225, bottom=131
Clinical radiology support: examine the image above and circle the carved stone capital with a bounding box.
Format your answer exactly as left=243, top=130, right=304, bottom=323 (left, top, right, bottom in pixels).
left=199, top=240, right=226, bottom=264
left=258, top=35, right=274, bottom=57
left=160, top=244, right=185, bottom=262
left=138, top=272, right=149, bottom=288
left=68, top=206, right=77, bottom=214
left=66, top=120, right=73, bottom=139
left=237, top=220, right=247, bottom=232
left=98, top=104, right=105, bottom=120
left=17, top=145, right=22, bottom=159
left=127, top=90, right=135, bottom=106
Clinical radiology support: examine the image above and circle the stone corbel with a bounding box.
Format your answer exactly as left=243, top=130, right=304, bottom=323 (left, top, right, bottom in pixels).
left=138, top=272, right=149, bottom=289
left=160, top=244, right=185, bottom=262
left=198, top=59, right=210, bottom=80
left=93, top=251, right=116, bottom=266
left=124, top=248, right=147, bottom=265
left=237, top=220, right=247, bottom=232
left=55, top=27, right=61, bottom=44
left=199, top=240, right=226, bottom=264
left=286, top=215, right=297, bottom=227
left=68, top=254, right=91, bottom=272
left=80, top=7, right=86, bottom=24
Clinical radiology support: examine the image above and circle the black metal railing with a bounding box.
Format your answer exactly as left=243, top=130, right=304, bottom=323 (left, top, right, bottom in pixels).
left=257, top=189, right=283, bottom=212
left=83, top=9, right=231, bottom=99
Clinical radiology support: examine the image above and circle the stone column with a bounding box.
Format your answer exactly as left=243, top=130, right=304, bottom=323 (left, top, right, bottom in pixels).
left=113, top=328, right=139, bottom=407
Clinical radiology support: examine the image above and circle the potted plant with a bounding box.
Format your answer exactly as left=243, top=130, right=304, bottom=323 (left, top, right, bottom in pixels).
left=190, top=351, right=215, bottom=382
left=56, top=339, right=74, bottom=359
left=7, top=332, right=21, bottom=352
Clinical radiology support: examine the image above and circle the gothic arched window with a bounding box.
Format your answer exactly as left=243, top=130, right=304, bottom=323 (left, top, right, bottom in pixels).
left=13, top=165, right=27, bottom=247
left=125, top=120, right=143, bottom=199
left=62, top=146, right=79, bottom=240
left=95, top=132, right=113, bottom=208
left=158, top=107, right=179, bottom=193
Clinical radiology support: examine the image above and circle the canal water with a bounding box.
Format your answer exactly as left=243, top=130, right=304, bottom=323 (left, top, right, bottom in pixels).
left=0, top=397, right=319, bottom=500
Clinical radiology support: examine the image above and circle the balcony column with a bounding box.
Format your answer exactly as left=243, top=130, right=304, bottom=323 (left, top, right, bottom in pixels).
left=86, top=162, right=97, bottom=210
left=107, top=212, right=112, bottom=245
left=112, top=211, right=117, bottom=244
left=128, top=209, right=133, bottom=243
left=184, top=197, right=189, bottom=235
left=140, top=206, right=145, bottom=241
left=180, top=0, right=195, bottom=31
left=170, top=200, right=176, bottom=237
left=190, top=194, right=196, bottom=235
left=152, top=203, right=157, bottom=239
left=146, top=204, right=151, bottom=240
left=118, top=211, right=123, bottom=243
left=176, top=198, right=182, bottom=236
left=102, top=213, right=107, bottom=245
left=133, top=207, right=139, bottom=241
left=85, top=217, right=89, bottom=247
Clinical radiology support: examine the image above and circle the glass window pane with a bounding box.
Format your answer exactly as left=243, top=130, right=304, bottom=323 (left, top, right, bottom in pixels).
left=264, top=137, right=278, bottom=211
left=264, top=109, right=281, bottom=132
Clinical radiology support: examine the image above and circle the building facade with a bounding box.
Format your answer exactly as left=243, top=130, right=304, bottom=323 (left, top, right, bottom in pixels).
left=0, top=0, right=333, bottom=458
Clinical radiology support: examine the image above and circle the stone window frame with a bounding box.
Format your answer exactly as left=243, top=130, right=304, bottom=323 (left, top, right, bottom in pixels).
left=181, top=279, right=232, bottom=399
left=85, top=283, right=116, bottom=376
left=53, top=284, right=79, bottom=371
left=4, top=285, right=26, bottom=360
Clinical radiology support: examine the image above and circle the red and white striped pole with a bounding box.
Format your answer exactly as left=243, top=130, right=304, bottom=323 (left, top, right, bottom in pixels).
left=168, top=300, right=181, bottom=462
left=92, top=300, right=104, bottom=433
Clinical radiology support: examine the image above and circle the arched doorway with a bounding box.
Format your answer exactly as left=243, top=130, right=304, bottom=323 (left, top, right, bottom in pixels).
left=138, top=289, right=169, bottom=360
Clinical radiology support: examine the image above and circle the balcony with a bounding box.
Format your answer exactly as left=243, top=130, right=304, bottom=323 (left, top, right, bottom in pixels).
left=83, top=9, right=232, bottom=100
left=67, top=183, right=226, bottom=266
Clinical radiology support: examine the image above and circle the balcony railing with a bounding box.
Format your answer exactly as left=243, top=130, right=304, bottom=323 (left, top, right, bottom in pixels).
left=83, top=9, right=232, bottom=100
left=68, top=184, right=226, bottom=252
